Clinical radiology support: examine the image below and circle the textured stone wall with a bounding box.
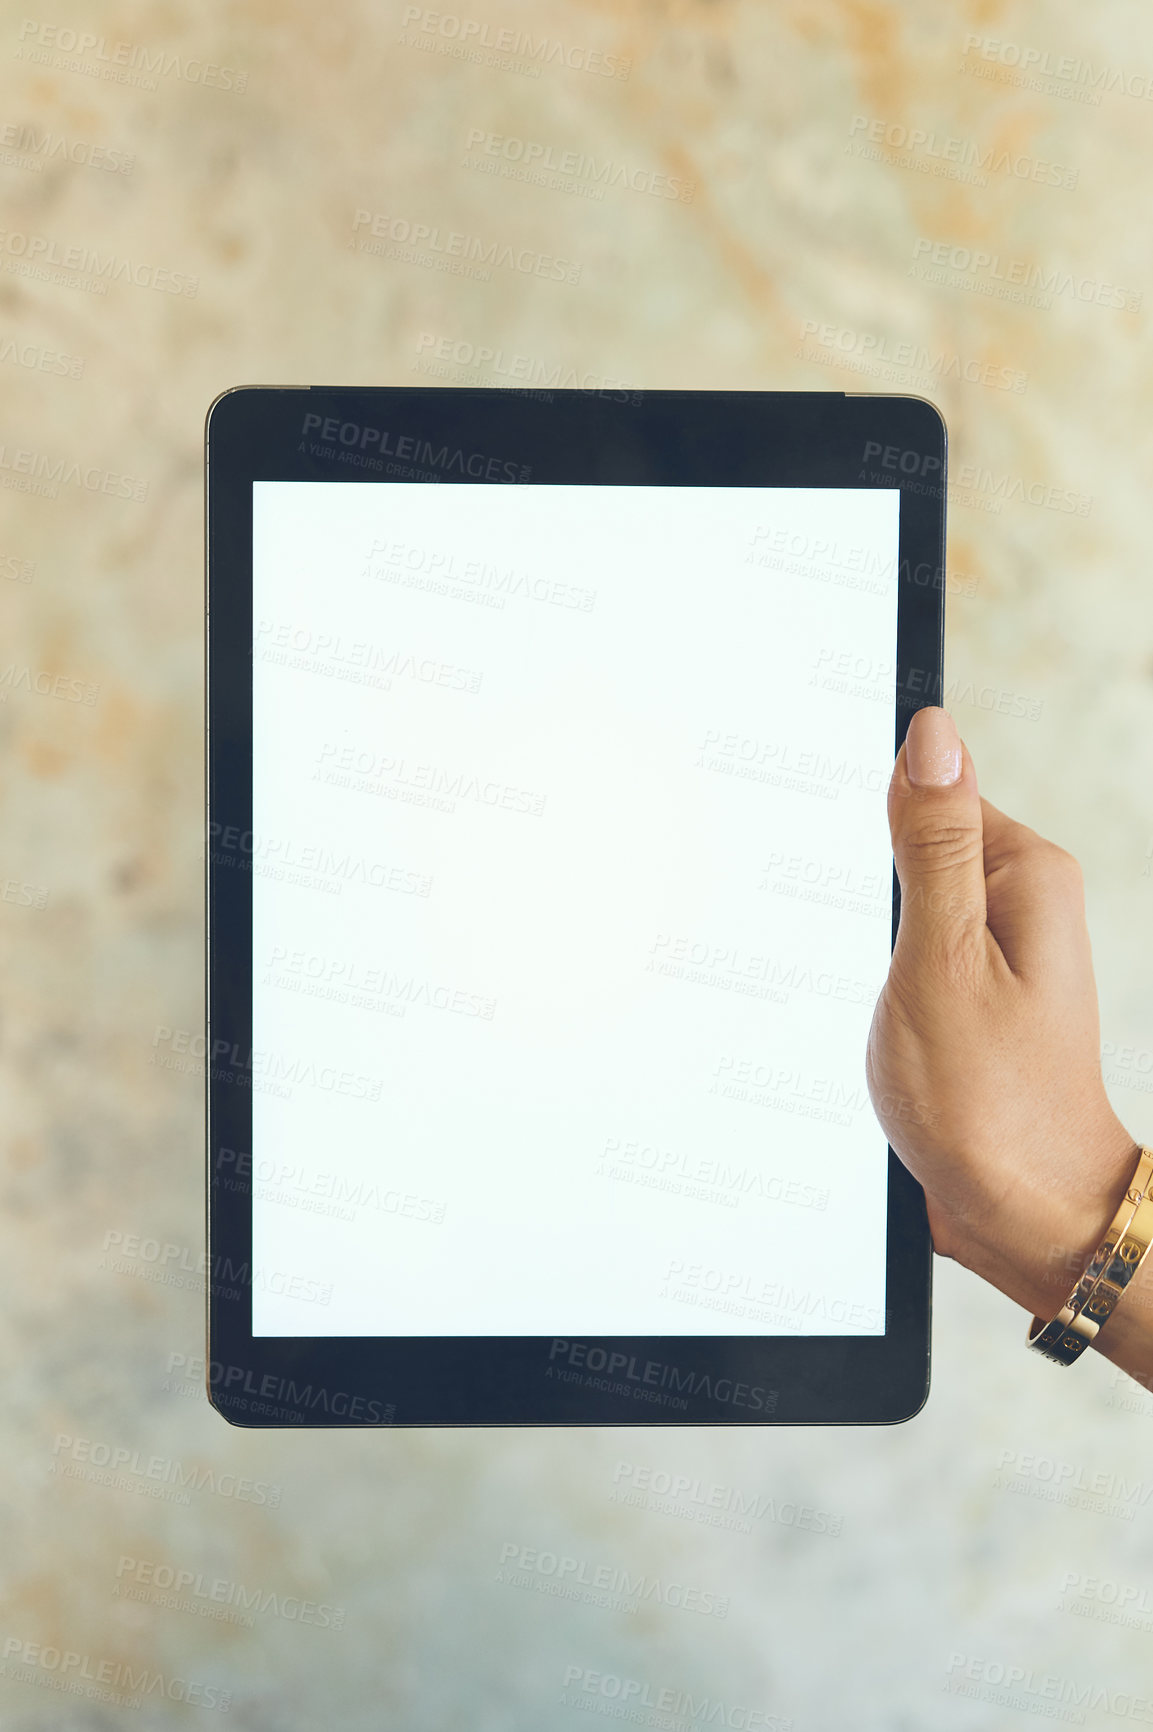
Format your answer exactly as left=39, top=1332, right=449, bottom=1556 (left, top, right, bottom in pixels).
left=2, top=2, right=1153, bottom=1725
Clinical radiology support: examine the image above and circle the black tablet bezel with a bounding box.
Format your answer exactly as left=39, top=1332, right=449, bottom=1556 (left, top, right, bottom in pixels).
left=205, top=386, right=945, bottom=1428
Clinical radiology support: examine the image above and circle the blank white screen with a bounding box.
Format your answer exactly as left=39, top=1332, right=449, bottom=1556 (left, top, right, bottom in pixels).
left=250, top=482, right=899, bottom=1337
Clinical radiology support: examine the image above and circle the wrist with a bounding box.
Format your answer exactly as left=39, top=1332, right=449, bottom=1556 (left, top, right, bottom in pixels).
left=957, top=1122, right=1153, bottom=1384
left=942, top=1118, right=1144, bottom=1321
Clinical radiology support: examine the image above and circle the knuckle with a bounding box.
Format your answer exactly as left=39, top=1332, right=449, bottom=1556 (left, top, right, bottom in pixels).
left=899, top=819, right=984, bottom=874
left=1051, top=842, right=1083, bottom=877
left=1038, top=840, right=1084, bottom=890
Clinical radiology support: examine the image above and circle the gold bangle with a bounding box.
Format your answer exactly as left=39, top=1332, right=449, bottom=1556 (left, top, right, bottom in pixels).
left=1048, top=1144, right=1153, bottom=1336
left=1027, top=1144, right=1153, bottom=1366
left=1068, top=1185, right=1153, bottom=1352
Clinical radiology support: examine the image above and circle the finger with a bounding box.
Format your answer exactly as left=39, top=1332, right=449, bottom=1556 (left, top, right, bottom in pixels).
left=887, top=707, right=988, bottom=966
left=979, top=795, right=1094, bottom=986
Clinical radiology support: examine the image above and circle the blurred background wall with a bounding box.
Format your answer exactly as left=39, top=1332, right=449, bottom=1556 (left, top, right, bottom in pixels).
left=3, top=0, right=1153, bottom=1725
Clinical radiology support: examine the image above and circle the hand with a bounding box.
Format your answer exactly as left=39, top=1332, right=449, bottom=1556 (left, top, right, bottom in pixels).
left=865, top=705, right=1152, bottom=1382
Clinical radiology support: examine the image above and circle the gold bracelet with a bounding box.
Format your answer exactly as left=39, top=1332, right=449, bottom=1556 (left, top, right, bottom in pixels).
left=1046, top=1144, right=1153, bottom=1339
left=1027, top=1144, right=1153, bottom=1366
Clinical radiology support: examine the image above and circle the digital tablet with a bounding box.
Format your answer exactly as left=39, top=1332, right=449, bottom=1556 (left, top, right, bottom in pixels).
left=204, top=386, right=945, bottom=1427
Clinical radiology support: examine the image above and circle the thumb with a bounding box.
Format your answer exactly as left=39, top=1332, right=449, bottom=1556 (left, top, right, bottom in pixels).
left=888, top=706, right=987, bottom=952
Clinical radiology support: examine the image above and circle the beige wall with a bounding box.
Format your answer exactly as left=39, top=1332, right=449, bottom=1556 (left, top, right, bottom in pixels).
left=3, top=1, right=1153, bottom=1724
